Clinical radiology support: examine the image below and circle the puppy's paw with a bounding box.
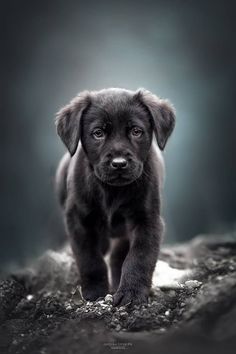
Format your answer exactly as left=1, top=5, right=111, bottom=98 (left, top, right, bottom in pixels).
left=82, top=285, right=108, bottom=301
left=113, top=287, right=149, bottom=307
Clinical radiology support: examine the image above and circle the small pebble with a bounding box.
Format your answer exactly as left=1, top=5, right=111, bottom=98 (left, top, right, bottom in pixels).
left=118, top=306, right=126, bottom=311
left=168, top=290, right=176, bottom=297
left=104, top=294, right=113, bottom=304
left=74, top=300, right=84, bottom=306
left=26, top=294, right=33, bottom=301
left=185, top=280, right=202, bottom=289
left=120, top=311, right=128, bottom=317
left=116, top=324, right=121, bottom=331
left=159, top=328, right=166, bottom=332
left=100, top=303, right=109, bottom=308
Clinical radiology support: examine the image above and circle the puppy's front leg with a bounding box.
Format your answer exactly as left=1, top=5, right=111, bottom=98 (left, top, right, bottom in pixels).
left=66, top=206, right=109, bottom=301
left=113, top=217, right=162, bottom=306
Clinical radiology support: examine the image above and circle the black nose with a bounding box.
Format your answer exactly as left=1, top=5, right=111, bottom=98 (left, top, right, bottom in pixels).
left=111, top=157, right=128, bottom=169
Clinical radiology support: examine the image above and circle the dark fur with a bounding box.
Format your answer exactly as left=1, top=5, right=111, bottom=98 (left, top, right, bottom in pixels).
left=55, top=88, right=175, bottom=306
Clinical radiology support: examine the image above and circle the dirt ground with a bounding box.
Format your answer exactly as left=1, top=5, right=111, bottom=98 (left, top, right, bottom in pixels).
left=0, top=233, right=236, bottom=354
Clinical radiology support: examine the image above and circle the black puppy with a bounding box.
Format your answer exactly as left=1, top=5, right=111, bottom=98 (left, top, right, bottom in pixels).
left=55, top=88, right=175, bottom=306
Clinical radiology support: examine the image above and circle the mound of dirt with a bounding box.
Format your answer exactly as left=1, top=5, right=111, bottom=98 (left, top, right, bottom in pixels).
left=0, top=233, right=236, bottom=354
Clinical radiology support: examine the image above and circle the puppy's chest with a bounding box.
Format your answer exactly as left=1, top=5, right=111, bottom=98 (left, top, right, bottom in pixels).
left=101, top=197, right=128, bottom=238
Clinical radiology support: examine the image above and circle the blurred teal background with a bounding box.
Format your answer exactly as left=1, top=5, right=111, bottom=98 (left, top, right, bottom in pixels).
left=1, top=0, right=236, bottom=268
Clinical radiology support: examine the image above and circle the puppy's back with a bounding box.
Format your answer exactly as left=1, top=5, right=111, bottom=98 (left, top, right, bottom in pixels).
left=55, top=152, right=71, bottom=206
left=150, top=138, right=165, bottom=189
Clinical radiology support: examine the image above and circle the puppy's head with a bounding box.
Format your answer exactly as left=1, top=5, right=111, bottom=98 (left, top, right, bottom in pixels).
left=56, top=88, right=175, bottom=186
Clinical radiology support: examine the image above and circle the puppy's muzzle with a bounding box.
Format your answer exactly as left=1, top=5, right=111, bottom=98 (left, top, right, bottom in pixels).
left=94, top=153, right=143, bottom=186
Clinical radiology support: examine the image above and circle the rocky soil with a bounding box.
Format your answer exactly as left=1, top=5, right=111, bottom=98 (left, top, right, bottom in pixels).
left=0, top=233, right=236, bottom=354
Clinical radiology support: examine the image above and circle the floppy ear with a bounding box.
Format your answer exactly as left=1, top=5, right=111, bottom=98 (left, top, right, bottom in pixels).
left=135, top=89, right=176, bottom=150
left=55, top=91, right=91, bottom=156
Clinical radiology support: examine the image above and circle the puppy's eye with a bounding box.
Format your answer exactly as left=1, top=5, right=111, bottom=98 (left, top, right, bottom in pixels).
left=131, top=126, right=143, bottom=137
left=92, top=128, right=105, bottom=140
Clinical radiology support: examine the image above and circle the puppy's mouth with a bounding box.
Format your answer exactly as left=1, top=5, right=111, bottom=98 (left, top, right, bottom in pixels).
left=94, top=166, right=143, bottom=186
left=105, top=175, right=135, bottom=186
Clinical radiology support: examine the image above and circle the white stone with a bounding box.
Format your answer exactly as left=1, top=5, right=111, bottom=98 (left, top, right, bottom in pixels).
left=153, top=260, right=191, bottom=289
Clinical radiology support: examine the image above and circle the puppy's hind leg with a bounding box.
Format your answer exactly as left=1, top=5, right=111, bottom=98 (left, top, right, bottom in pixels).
left=110, top=238, right=129, bottom=293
